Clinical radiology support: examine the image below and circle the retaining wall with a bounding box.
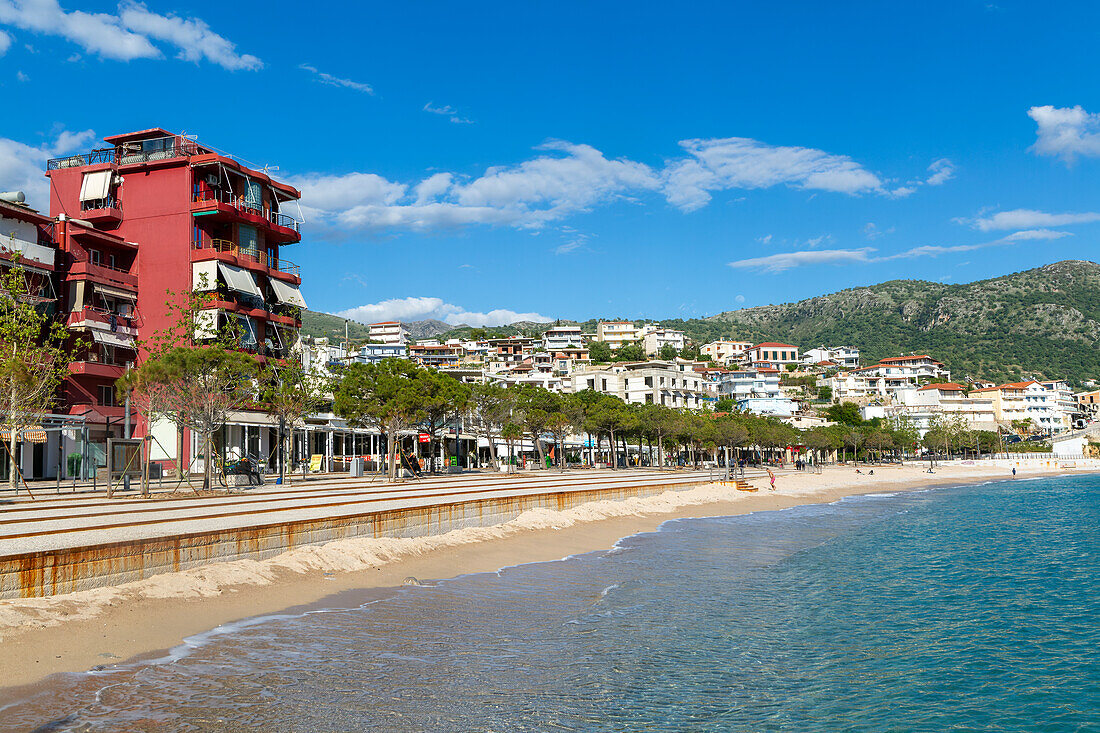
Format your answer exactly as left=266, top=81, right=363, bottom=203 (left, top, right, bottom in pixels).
left=1, top=479, right=709, bottom=600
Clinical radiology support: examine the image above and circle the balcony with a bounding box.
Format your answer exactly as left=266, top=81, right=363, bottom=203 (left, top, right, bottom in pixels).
left=68, top=256, right=138, bottom=289
left=192, top=237, right=301, bottom=283
left=79, top=194, right=123, bottom=226
left=191, top=189, right=301, bottom=243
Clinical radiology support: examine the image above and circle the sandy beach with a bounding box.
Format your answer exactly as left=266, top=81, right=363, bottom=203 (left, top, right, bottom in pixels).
left=0, top=462, right=1083, bottom=693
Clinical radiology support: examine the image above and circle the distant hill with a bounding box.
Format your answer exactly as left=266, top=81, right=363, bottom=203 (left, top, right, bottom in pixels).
left=682, top=260, right=1100, bottom=384
left=304, top=260, right=1100, bottom=384
left=300, top=311, right=453, bottom=343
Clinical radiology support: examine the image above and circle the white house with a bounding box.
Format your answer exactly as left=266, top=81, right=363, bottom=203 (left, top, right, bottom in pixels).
left=367, top=321, right=409, bottom=345
left=543, top=325, right=586, bottom=351
left=802, top=346, right=859, bottom=369
left=701, top=340, right=753, bottom=364
left=641, top=326, right=686, bottom=356
left=569, top=360, right=705, bottom=409
left=747, top=342, right=800, bottom=368
left=595, top=321, right=641, bottom=350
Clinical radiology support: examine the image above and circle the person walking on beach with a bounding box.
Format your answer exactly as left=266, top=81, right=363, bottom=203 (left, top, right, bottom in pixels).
left=767, top=467, right=776, bottom=491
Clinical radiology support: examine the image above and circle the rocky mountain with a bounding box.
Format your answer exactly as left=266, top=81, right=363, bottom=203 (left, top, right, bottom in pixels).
left=299, top=311, right=452, bottom=342
left=303, top=260, right=1100, bottom=384
left=687, top=260, right=1100, bottom=383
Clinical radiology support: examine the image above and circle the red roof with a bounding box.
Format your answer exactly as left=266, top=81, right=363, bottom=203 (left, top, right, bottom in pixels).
left=815, top=360, right=837, bottom=366
left=918, top=382, right=964, bottom=392
left=880, top=355, right=938, bottom=362
left=752, top=342, right=798, bottom=349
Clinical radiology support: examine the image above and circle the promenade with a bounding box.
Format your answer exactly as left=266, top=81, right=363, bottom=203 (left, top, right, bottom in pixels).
left=0, top=468, right=741, bottom=599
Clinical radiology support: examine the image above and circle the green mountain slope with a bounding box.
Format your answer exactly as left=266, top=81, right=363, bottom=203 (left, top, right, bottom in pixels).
left=688, top=260, right=1100, bottom=383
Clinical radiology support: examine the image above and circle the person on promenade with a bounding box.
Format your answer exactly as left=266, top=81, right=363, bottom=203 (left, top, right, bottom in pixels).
left=767, top=467, right=776, bottom=491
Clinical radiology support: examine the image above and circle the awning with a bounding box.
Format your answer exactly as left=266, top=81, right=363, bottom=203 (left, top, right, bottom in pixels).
left=269, top=278, right=307, bottom=308
left=194, top=309, right=219, bottom=339
left=90, top=329, right=136, bottom=350
left=217, top=262, right=261, bottom=297
left=0, top=429, right=47, bottom=443
left=79, top=170, right=112, bottom=202
left=93, top=283, right=137, bottom=301
left=192, top=260, right=218, bottom=292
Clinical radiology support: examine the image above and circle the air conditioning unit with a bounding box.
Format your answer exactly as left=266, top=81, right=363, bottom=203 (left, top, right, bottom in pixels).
left=204, top=173, right=219, bottom=186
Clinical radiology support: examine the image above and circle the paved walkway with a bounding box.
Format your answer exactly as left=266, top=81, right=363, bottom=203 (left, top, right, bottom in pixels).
left=0, top=468, right=747, bottom=557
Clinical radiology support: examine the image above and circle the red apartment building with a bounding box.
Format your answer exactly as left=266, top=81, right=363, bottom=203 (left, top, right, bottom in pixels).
left=43, top=128, right=306, bottom=477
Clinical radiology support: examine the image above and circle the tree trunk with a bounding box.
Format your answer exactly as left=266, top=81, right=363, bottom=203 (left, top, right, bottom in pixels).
left=8, top=424, right=16, bottom=491
left=658, top=434, right=664, bottom=467
left=533, top=431, right=546, bottom=468
left=609, top=429, right=616, bottom=469
left=203, top=432, right=212, bottom=490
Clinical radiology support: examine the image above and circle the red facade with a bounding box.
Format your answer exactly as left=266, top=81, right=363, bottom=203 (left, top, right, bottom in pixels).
left=45, top=128, right=305, bottom=470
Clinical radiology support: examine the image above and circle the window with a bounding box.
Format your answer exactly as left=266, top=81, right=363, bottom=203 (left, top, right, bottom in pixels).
left=89, top=249, right=101, bottom=266
left=107, top=253, right=117, bottom=270
left=98, top=385, right=115, bottom=407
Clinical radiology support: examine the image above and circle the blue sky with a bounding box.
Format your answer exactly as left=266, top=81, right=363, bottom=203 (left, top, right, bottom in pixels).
left=2, top=1, right=1100, bottom=326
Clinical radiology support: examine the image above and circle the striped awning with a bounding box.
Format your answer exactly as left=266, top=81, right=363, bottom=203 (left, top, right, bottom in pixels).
left=0, top=428, right=47, bottom=443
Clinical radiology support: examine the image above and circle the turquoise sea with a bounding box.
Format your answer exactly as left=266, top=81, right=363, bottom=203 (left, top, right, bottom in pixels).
left=4, top=474, right=1099, bottom=731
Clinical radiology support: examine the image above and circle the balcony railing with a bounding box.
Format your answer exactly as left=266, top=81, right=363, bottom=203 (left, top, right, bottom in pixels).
left=47, top=148, right=116, bottom=170
left=194, top=237, right=299, bottom=277
left=270, top=212, right=301, bottom=234
left=48, top=138, right=203, bottom=170
left=80, top=195, right=121, bottom=213
left=191, top=189, right=302, bottom=234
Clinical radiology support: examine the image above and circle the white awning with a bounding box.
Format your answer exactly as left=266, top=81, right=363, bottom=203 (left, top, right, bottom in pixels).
left=217, top=262, right=261, bottom=297
left=192, top=260, right=218, bottom=292
left=78, top=170, right=112, bottom=202
left=93, top=282, right=136, bottom=301
left=194, top=309, right=219, bottom=339
left=269, top=278, right=307, bottom=308
left=90, top=329, right=136, bottom=349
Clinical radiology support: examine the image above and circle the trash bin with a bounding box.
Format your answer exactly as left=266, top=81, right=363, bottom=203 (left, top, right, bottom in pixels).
left=350, top=457, right=363, bottom=477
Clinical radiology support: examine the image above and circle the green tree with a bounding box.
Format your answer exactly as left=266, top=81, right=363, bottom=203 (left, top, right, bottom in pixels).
left=466, top=382, right=512, bottom=465
left=417, top=369, right=470, bottom=473
left=258, top=355, right=328, bottom=484
left=825, top=401, right=864, bottom=426
left=658, top=343, right=678, bottom=361
left=588, top=341, right=612, bottom=363
left=333, top=359, right=426, bottom=480
left=714, top=397, right=736, bottom=413
left=513, top=385, right=559, bottom=467
left=125, top=346, right=258, bottom=490
left=615, top=343, right=646, bottom=362
left=0, top=258, right=79, bottom=490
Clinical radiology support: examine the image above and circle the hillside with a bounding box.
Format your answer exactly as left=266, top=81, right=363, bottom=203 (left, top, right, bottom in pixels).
left=299, top=311, right=451, bottom=342
left=303, top=261, right=1100, bottom=384
left=689, top=260, right=1100, bottom=384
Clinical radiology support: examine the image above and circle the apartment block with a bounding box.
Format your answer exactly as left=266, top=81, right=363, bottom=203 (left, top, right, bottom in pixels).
left=367, top=321, right=409, bottom=345
left=595, top=321, right=641, bottom=350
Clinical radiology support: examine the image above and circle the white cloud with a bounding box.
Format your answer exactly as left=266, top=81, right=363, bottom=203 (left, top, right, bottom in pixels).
left=0, top=127, right=95, bottom=209
left=730, top=227, right=1071, bottom=273
left=958, top=208, right=1100, bottom=231
left=335, top=296, right=551, bottom=327
left=16, top=69, right=27, bottom=81
left=291, top=140, right=660, bottom=231
left=0, top=0, right=259, bottom=69
left=664, top=137, right=885, bottom=211
left=728, top=248, right=877, bottom=273
left=1028, top=105, right=1100, bottom=163
left=119, top=2, right=261, bottom=70
left=0, top=28, right=10, bottom=53
left=291, top=134, right=932, bottom=234
left=424, top=102, right=473, bottom=124
left=300, top=64, right=373, bottom=94
left=755, top=234, right=773, bottom=245
left=925, top=158, right=955, bottom=185
left=802, top=234, right=833, bottom=249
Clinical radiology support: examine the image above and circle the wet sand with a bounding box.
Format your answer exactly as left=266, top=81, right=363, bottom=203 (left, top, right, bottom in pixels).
left=0, top=463, right=1079, bottom=692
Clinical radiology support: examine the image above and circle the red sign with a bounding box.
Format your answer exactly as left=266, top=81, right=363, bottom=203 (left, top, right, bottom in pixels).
left=418, top=433, right=430, bottom=443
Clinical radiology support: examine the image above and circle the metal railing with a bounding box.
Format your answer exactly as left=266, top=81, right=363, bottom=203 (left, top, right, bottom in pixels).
left=47, top=148, right=116, bottom=170
left=80, top=195, right=121, bottom=213
left=270, top=212, right=301, bottom=234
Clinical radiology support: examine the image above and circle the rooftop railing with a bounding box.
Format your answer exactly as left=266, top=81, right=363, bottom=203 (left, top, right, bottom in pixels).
left=47, top=148, right=116, bottom=170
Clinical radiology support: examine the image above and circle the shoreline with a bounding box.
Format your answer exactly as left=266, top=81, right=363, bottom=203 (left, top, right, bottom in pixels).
left=0, top=463, right=1087, bottom=694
